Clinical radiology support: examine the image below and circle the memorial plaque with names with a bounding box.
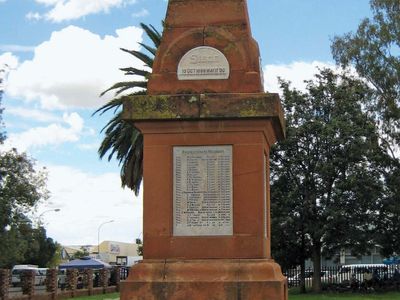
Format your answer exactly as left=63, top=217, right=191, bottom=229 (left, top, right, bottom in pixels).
left=173, top=146, right=233, bottom=236
left=177, top=46, right=230, bottom=81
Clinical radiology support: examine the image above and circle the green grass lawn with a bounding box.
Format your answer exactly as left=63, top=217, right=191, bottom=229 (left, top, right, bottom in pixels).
left=290, top=291, right=400, bottom=300
left=70, top=293, right=119, bottom=300
left=70, top=291, right=400, bottom=300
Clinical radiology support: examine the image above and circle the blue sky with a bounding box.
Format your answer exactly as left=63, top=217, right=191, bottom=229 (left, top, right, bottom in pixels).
left=0, top=0, right=371, bottom=246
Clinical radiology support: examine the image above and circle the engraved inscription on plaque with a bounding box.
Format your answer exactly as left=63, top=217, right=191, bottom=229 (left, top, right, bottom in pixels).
left=173, top=146, right=233, bottom=236
left=177, top=46, right=230, bottom=81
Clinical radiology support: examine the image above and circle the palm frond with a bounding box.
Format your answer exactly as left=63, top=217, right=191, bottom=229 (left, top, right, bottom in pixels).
left=100, top=113, right=122, bottom=134
left=138, top=42, right=157, bottom=57
left=120, top=67, right=150, bottom=77
left=120, top=48, right=154, bottom=68
left=95, top=22, right=162, bottom=194
left=93, top=97, right=124, bottom=116
left=121, top=134, right=143, bottom=195
left=140, top=23, right=162, bottom=48
left=100, top=81, right=147, bottom=97
left=114, top=82, right=147, bottom=96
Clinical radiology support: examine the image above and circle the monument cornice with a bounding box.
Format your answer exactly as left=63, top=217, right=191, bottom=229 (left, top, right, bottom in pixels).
left=122, top=93, right=285, bottom=140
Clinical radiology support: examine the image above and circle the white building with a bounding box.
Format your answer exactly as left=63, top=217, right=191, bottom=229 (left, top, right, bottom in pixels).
left=61, top=240, right=142, bottom=266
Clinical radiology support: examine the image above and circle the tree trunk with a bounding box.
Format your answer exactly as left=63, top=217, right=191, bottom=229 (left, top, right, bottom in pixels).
left=300, top=260, right=306, bottom=293
left=312, top=244, right=322, bottom=293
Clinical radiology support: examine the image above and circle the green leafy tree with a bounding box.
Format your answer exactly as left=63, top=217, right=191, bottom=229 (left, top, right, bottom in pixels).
left=47, top=242, right=63, bottom=267
left=0, top=67, right=56, bottom=268
left=94, top=23, right=162, bottom=195
left=271, top=174, right=311, bottom=293
left=270, top=69, right=386, bottom=292
left=71, top=247, right=90, bottom=259
left=136, top=238, right=143, bottom=256
left=0, top=217, right=32, bottom=268
left=374, top=153, right=400, bottom=257
left=25, top=226, right=58, bottom=267
left=0, top=149, right=51, bottom=267
left=331, top=0, right=400, bottom=260
left=331, top=0, right=400, bottom=157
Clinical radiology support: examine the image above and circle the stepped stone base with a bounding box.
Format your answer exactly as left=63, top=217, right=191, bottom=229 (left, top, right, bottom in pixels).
left=120, top=259, right=288, bottom=300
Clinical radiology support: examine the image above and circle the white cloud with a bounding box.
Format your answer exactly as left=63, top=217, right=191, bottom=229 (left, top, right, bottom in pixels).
left=26, top=12, right=43, bottom=21
left=0, top=45, right=35, bottom=52
left=36, top=0, right=61, bottom=5
left=0, top=53, right=19, bottom=91
left=39, top=165, right=143, bottom=245
left=63, top=111, right=84, bottom=131
left=5, top=25, right=143, bottom=110
left=5, top=107, right=60, bottom=123
left=4, top=112, right=84, bottom=151
left=132, top=8, right=149, bottom=18
left=78, top=142, right=99, bottom=151
left=0, top=52, right=19, bottom=71
left=32, top=0, right=136, bottom=22
left=263, top=61, right=336, bottom=93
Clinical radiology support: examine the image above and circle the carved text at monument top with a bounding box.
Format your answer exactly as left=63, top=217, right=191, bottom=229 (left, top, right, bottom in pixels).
left=177, top=46, right=230, bottom=81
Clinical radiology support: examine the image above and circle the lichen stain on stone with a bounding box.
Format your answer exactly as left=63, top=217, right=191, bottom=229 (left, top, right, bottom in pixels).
left=238, top=108, right=259, bottom=117
left=188, top=96, right=198, bottom=103
left=237, top=99, right=273, bottom=117
left=123, top=94, right=279, bottom=121
left=207, top=29, right=229, bottom=43
left=224, top=42, right=237, bottom=54
left=131, top=95, right=178, bottom=119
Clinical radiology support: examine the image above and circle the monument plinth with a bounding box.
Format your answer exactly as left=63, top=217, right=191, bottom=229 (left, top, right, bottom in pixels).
left=120, top=0, right=288, bottom=299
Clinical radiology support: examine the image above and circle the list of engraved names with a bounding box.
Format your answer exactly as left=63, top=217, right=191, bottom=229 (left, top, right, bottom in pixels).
left=173, top=146, right=233, bottom=236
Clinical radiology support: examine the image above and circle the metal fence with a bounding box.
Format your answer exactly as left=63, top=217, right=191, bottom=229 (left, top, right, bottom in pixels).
left=284, top=264, right=400, bottom=291
left=1, top=266, right=130, bottom=300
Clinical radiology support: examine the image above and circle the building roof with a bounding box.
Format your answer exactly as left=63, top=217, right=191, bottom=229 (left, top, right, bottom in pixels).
left=59, top=257, right=111, bottom=269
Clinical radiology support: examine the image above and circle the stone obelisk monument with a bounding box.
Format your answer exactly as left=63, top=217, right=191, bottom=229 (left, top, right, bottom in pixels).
left=121, top=0, right=287, bottom=299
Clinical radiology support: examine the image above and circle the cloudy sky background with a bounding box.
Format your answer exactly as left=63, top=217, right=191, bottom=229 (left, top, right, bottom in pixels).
left=0, top=0, right=371, bottom=246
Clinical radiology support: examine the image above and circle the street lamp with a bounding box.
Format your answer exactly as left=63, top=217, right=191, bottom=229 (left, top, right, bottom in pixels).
left=98, top=220, right=114, bottom=255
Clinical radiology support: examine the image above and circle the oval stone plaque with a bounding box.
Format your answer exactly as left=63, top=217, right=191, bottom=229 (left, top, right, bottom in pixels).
left=177, top=46, right=230, bottom=80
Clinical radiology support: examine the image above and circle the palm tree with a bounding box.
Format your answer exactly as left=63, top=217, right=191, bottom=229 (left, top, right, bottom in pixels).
left=93, top=23, right=162, bottom=195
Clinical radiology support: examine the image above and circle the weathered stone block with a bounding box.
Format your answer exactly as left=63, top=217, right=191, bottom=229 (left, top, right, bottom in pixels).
left=120, top=260, right=288, bottom=300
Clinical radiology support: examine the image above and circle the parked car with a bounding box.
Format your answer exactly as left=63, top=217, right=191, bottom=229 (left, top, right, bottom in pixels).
left=333, top=264, right=388, bottom=284
left=11, top=265, right=47, bottom=287
left=287, top=270, right=330, bottom=287
left=58, top=269, right=67, bottom=289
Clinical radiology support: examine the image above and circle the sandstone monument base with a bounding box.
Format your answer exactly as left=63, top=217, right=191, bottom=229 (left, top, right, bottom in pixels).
left=120, top=95, right=287, bottom=300
left=121, top=259, right=287, bottom=300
